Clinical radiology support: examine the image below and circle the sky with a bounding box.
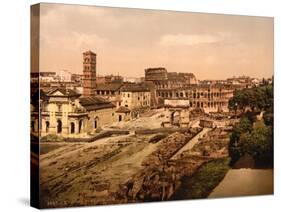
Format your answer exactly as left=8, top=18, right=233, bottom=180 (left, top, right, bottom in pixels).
left=39, top=3, right=274, bottom=80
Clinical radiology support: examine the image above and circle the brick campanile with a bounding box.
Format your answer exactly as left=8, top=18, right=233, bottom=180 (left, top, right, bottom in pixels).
left=82, top=50, right=96, bottom=97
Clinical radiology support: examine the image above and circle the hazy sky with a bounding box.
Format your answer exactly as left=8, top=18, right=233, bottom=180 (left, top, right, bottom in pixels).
left=39, top=3, right=273, bottom=80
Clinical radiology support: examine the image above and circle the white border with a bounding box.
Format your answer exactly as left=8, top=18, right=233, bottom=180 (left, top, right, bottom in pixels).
left=0, top=0, right=280, bottom=211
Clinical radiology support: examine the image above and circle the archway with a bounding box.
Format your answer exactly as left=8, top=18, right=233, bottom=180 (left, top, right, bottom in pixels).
left=171, top=111, right=181, bottom=126
left=57, top=120, right=62, bottom=133
left=70, top=122, right=75, bottom=134
left=94, top=117, right=99, bottom=129
left=31, top=121, right=35, bottom=132
left=45, top=121, right=49, bottom=133
left=78, top=120, right=83, bottom=133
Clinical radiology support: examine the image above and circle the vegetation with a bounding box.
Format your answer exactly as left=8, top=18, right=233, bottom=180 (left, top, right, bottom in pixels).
left=228, top=84, right=273, bottom=167
left=172, top=158, right=230, bottom=199
left=229, top=84, right=273, bottom=112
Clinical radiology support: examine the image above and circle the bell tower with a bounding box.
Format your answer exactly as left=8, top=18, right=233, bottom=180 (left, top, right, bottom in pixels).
left=82, top=50, right=96, bottom=97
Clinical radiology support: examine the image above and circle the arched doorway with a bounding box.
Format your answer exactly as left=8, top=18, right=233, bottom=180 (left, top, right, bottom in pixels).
left=171, top=111, right=180, bottom=126
left=57, top=120, right=62, bottom=133
left=94, top=117, right=99, bottom=129
left=31, top=121, right=35, bottom=132
left=78, top=120, right=83, bottom=133
left=45, top=121, right=49, bottom=133
left=70, top=122, right=75, bottom=134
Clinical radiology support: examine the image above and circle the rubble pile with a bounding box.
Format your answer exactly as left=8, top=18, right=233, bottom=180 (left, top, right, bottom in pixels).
left=185, top=128, right=230, bottom=158
left=142, top=128, right=202, bottom=166
left=114, top=128, right=205, bottom=202
left=190, top=108, right=205, bottom=120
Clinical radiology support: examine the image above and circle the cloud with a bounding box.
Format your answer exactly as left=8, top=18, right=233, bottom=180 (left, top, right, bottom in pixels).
left=158, top=33, right=221, bottom=46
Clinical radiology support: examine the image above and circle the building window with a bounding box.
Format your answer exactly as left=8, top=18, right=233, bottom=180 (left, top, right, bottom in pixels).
left=119, top=115, right=122, bottom=122
left=94, top=119, right=98, bottom=129
left=57, top=104, right=62, bottom=112
left=127, top=93, right=130, bottom=98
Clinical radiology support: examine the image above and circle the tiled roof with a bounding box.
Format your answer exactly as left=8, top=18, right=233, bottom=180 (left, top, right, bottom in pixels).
left=83, top=50, right=96, bottom=55
left=121, top=83, right=150, bottom=92
left=46, top=88, right=81, bottom=97
left=96, top=83, right=123, bottom=91
left=116, top=106, right=131, bottom=113
left=79, top=96, right=115, bottom=111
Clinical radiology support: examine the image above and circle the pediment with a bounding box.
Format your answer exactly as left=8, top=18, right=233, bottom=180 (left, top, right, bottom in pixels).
left=51, top=90, right=64, bottom=96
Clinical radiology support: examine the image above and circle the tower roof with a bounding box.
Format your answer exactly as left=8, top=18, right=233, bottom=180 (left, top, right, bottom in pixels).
left=83, top=50, right=96, bottom=55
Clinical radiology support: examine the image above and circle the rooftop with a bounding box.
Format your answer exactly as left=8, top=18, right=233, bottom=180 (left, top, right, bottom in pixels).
left=121, top=83, right=150, bottom=92
left=96, top=83, right=123, bottom=91
left=116, top=106, right=131, bottom=113
left=79, top=96, right=115, bottom=111
left=83, top=50, right=96, bottom=55
left=46, top=88, right=81, bottom=98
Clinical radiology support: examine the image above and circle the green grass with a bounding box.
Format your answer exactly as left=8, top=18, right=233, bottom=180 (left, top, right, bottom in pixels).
left=172, top=158, right=230, bottom=200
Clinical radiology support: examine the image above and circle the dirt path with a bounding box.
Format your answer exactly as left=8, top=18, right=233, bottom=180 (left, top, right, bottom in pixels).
left=209, top=169, right=273, bottom=198
left=171, top=128, right=211, bottom=160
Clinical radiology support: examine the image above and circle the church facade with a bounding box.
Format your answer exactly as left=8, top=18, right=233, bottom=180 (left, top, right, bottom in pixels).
left=31, top=88, right=116, bottom=138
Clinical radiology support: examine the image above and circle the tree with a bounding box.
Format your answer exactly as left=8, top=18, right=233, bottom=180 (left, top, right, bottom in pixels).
left=229, top=117, right=252, bottom=164
left=228, top=85, right=273, bottom=112
left=228, top=84, right=273, bottom=167
left=243, top=126, right=273, bottom=166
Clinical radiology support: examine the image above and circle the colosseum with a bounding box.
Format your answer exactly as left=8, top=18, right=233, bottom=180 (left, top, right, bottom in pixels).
left=144, top=67, right=234, bottom=113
